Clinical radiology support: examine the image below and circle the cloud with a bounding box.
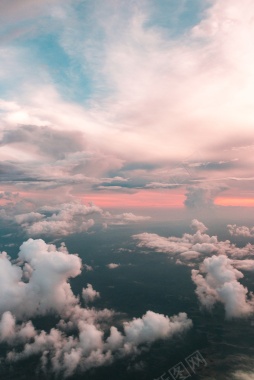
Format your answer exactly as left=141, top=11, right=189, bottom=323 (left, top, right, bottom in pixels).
left=0, top=239, right=81, bottom=318
left=191, top=255, right=254, bottom=318
left=184, top=184, right=228, bottom=209
left=15, top=202, right=102, bottom=237
left=103, top=211, right=151, bottom=227
left=0, top=191, right=19, bottom=200
left=0, top=125, right=85, bottom=159
left=0, top=311, right=36, bottom=344
left=82, top=284, right=100, bottom=304
left=0, top=238, right=193, bottom=376
left=123, top=311, right=192, bottom=346
left=233, top=371, right=254, bottom=380
left=4, top=309, right=192, bottom=377
left=1, top=0, right=254, bottom=204
left=15, top=211, right=44, bottom=225
left=84, top=264, right=93, bottom=271
left=190, top=219, right=208, bottom=233
left=134, top=218, right=254, bottom=318
left=145, top=182, right=180, bottom=189
left=180, top=251, right=201, bottom=260
left=133, top=219, right=254, bottom=262
left=0, top=198, right=152, bottom=238
left=133, top=219, right=219, bottom=258
left=232, top=259, right=254, bottom=271
left=107, top=263, right=120, bottom=269
left=228, top=224, right=254, bottom=238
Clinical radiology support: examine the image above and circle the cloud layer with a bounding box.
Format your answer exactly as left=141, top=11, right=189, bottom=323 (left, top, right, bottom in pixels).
left=0, top=238, right=192, bottom=376
left=0, top=0, right=254, bottom=207
left=134, top=219, right=254, bottom=318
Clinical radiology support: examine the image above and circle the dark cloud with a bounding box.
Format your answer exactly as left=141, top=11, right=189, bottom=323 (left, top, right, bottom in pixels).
left=0, top=125, right=85, bottom=159
left=184, top=184, right=228, bottom=209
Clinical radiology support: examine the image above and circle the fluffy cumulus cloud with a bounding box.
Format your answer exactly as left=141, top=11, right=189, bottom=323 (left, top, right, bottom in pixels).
left=133, top=219, right=219, bottom=257
left=0, top=238, right=81, bottom=318
left=82, top=284, right=100, bottom=304
left=192, top=255, right=254, bottom=318
left=0, top=311, right=36, bottom=345
left=0, top=199, right=152, bottom=238
left=134, top=219, right=254, bottom=262
left=228, top=224, right=254, bottom=238
left=123, top=311, right=192, bottom=346
left=232, top=259, right=254, bottom=271
left=134, top=219, right=254, bottom=318
left=0, top=239, right=192, bottom=377
left=190, top=219, right=208, bottom=233
left=15, top=202, right=102, bottom=237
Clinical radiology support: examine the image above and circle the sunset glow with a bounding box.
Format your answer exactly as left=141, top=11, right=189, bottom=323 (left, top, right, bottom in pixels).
left=1, top=1, right=254, bottom=379
left=83, top=190, right=185, bottom=208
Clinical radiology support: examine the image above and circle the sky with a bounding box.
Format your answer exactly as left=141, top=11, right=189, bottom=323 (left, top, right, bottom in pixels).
left=1, top=1, right=254, bottom=379
left=0, top=0, right=254, bottom=212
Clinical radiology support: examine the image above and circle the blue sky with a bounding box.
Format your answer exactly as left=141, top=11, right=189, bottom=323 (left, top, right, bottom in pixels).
left=1, top=0, right=207, bottom=104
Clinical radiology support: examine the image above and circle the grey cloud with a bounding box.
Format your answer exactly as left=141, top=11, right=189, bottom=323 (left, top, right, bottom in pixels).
left=103, top=212, right=151, bottom=227
left=228, top=224, right=254, bottom=238
left=145, top=182, right=180, bottom=189
left=0, top=125, right=85, bottom=159
left=184, top=184, right=228, bottom=208
left=194, top=159, right=239, bottom=171
left=82, top=284, right=100, bottom=304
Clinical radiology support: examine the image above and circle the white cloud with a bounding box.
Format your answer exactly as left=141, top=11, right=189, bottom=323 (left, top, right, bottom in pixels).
left=180, top=251, right=201, bottom=260
left=15, top=202, right=102, bottom=237
left=0, top=311, right=36, bottom=344
left=192, top=255, right=254, bottom=318
left=123, top=311, right=192, bottom=346
left=5, top=308, right=192, bottom=377
left=228, top=224, right=254, bottom=238
left=133, top=219, right=254, bottom=263
left=0, top=239, right=81, bottom=319
left=82, top=284, right=100, bottom=304
left=0, top=238, right=192, bottom=376
left=15, top=212, right=44, bottom=225
left=133, top=219, right=219, bottom=257
left=190, top=219, right=208, bottom=233
left=107, top=263, right=120, bottom=269
left=134, top=219, right=254, bottom=318
left=232, top=259, right=254, bottom=271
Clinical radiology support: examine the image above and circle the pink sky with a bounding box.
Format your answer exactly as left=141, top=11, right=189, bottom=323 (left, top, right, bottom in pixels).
left=0, top=0, right=254, bottom=213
